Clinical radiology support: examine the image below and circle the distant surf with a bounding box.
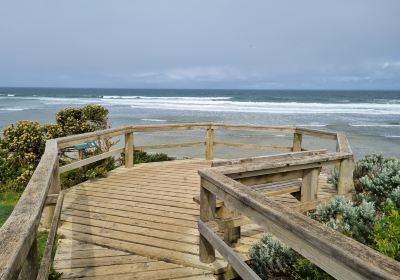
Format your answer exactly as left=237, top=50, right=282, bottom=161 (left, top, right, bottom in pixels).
left=1, top=87, right=399, bottom=158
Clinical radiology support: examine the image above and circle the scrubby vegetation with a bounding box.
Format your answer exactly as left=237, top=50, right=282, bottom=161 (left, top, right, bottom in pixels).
left=0, top=105, right=112, bottom=193
left=250, top=154, right=400, bottom=279
left=0, top=104, right=170, bottom=226
left=134, top=150, right=170, bottom=164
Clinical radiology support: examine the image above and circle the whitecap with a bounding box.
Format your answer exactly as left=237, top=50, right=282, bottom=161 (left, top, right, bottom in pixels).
left=141, top=118, right=167, bottom=122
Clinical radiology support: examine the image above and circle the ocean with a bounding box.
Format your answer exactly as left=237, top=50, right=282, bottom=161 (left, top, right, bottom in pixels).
left=0, top=87, right=399, bottom=159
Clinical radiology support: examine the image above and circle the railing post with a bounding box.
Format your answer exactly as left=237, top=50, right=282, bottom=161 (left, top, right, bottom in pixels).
left=337, top=158, right=354, bottom=195
left=125, top=131, right=134, bottom=168
left=199, top=179, right=216, bottom=263
left=18, top=237, right=39, bottom=280
left=41, top=158, right=60, bottom=229
left=301, top=168, right=320, bottom=202
left=292, top=132, right=303, bottom=152
left=205, top=126, right=214, bottom=160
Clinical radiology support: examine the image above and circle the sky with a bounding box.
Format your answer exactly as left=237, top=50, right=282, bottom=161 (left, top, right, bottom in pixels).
left=0, top=0, right=399, bottom=89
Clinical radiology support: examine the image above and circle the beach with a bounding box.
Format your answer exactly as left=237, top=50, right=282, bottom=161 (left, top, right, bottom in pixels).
left=1, top=87, right=399, bottom=159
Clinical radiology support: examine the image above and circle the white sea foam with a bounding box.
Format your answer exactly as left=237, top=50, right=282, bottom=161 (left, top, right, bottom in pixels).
left=97, top=96, right=400, bottom=114
left=385, top=135, right=400, bottom=138
left=350, top=124, right=400, bottom=127
left=141, top=118, right=167, bottom=122
left=3, top=95, right=400, bottom=115
left=296, top=124, right=327, bottom=127
left=102, top=95, right=231, bottom=101
left=0, top=108, right=27, bottom=111
left=7, top=94, right=15, bottom=97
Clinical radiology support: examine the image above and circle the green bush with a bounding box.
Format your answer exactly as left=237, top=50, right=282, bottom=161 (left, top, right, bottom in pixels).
left=249, top=234, right=299, bottom=279
left=354, top=154, right=400, bottom=210
left=310, top=197, right=376, bottom=244
left=55, top=105, right=108, bottom=135
left=293, top=259, right=333, bottom=280
left=371, top=203, right=400, bottom=261
left=250, top=234, right=332, bottom=280
left=133, top=150, right=170, bottom=164
left=0, top=121, right=45, bottom=191
left=0, top=105, right=113, bottom=193
left=327, top=168, right=338, bottom=189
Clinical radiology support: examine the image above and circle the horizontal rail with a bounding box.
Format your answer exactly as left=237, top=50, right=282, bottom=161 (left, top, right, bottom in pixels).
left=296, top=127, right=338, bottom=140
left=136, top=141, right=205, bottom=150
left=198, top=220, right=261, bottom=280
left=57, top=126, right=132, bottom=149
left=212, top=123, right=295, bottom=133
left=59, top=147, right=125, bottom=174
left=215, top=152, right=352, bottom=178
left=214, top=141, right=292, bottom=152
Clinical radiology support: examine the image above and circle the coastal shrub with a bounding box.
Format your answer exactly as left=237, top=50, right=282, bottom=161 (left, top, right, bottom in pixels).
left=327, top=168, right=338, bottom=188
left=0, top=121, right=45, bottom=191
left=355, top=155, right=400, bottom=210
left=0, top=105, right=114, bottom=192
left=293, top=259, right=333, bottom=280
left=371, top=203, right=400, bottom=261
left=310, top=196, right=376, bottom=244
left=250, top=234, right=332, bottom=279
left=133, top=150, right=170, bottom=164
left=55, top=105, right=108, bottom=135
left=249, top=234, right=298, bottom=279
left=388, top=187, right=400, bottom=209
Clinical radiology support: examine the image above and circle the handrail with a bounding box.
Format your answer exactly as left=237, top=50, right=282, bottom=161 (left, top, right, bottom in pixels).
left=198, top=154, right=400, bottom=280
left=0, top=122, right=351, bottom=279
left=0, top=140, right=58, bottom=279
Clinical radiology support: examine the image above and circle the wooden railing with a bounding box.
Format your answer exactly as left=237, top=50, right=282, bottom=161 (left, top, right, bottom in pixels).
left=197, top=152, right=400, bottom=279
left=0, top=123, right=358, bottom=279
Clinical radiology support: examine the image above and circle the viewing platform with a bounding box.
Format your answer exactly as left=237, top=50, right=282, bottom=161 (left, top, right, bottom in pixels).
left=1, top=123, right=399, bottom=280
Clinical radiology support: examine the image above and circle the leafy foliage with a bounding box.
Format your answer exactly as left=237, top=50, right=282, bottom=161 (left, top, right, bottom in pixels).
left=133, top=150, right=170, bottom=164
left=250, top=234, right=332, bottom=280
left=0, top=105, right=113, bottom=192
left=0, top=121, right=45, bottom=191
left=55, top=105, right=108, bottom=135
left=353, top=154, right=400, bottom=210
left=310, top=197, right=376, bottom=244
left=293, top=259, right=334, bottom=280
left=249, top=234, right=299, bottom=279
left=327, top=168, right=338, bottom=189
left=371, top=203, right=400, bottom=261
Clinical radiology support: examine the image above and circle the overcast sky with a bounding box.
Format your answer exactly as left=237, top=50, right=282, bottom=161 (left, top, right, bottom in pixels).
left=0, top=0, right=399, bottom=89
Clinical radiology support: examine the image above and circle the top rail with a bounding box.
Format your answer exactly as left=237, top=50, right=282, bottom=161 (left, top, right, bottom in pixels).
left=0, top=122, right=352, bottom=279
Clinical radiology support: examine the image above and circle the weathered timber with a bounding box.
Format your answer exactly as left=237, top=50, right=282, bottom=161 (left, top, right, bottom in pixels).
left=37, top=191, right=65, bottom=280
left=199, top=169, right=400, bottom=280
left=199, top=180, right=217, bottom=263
left=214, top=141, right=292, bottom=152
left=198, top=220, right=261, bottom=280
left=0, top=140, right=58, bottom=280
left=125, top=132, right=134, bottom=168
left=211, top=149, right=327, bottom=167
left=59, top=147, right=125, bottom=174
left=292, top=133, right=303, bottom=152
left=136, top=141, right=205, bottom=150
left=206, top=127, right=214, bottom=160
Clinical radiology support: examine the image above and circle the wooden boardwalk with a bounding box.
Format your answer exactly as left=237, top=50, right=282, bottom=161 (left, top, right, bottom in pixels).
left=53, top=159, right=336, bottom=279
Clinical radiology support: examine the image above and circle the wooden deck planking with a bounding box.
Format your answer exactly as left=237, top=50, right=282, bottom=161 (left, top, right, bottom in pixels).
left=54, top=159, right=339, bottom=279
